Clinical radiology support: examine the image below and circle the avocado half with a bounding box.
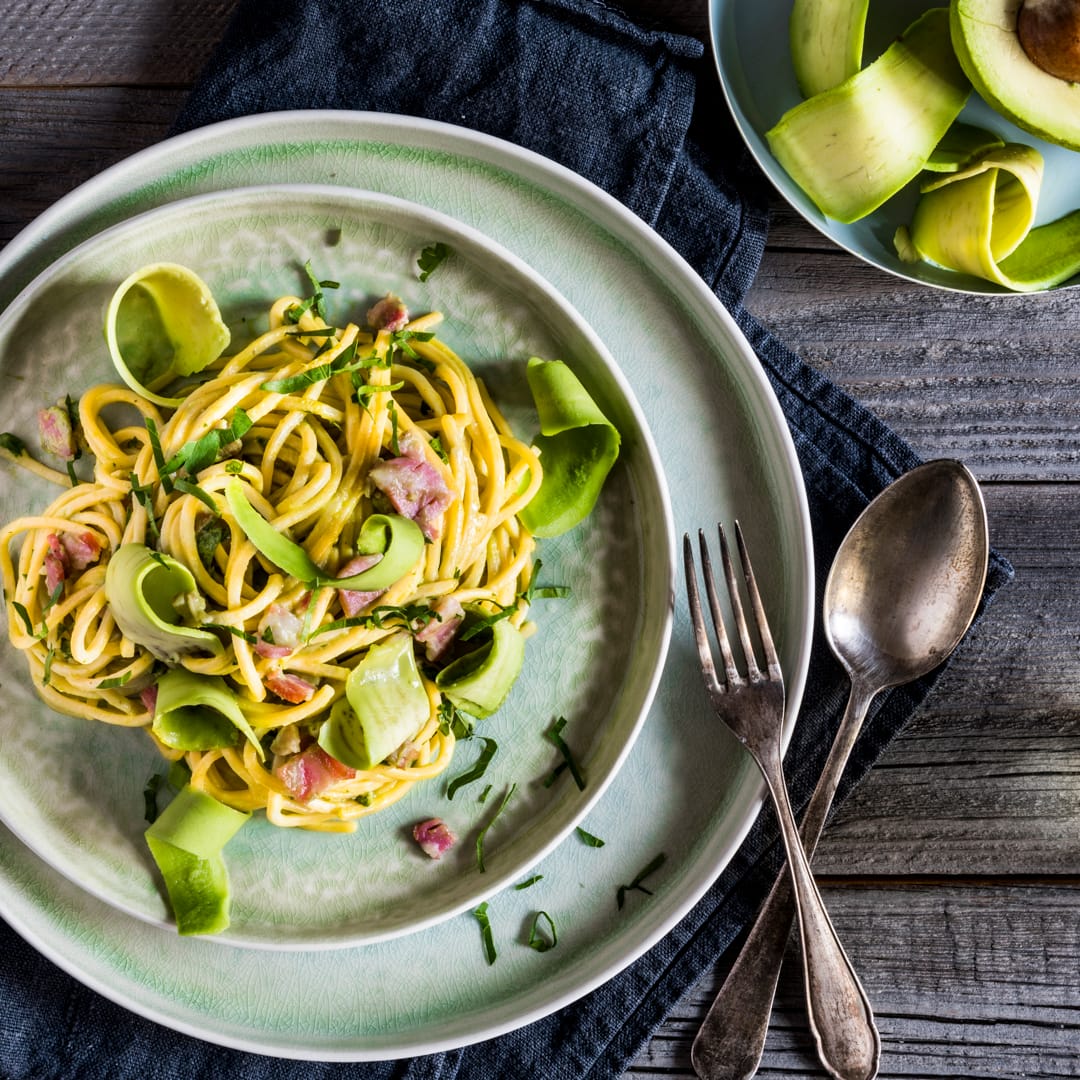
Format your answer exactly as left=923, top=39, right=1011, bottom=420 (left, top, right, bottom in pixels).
left=951, top=0, right=1080, bottom=151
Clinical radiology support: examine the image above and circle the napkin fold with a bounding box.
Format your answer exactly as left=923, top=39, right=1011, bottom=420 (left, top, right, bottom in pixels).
left=1, top=0, right=1013, bottom=1077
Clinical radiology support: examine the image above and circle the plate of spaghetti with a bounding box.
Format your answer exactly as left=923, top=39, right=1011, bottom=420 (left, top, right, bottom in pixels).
left=0, top=184, right=674, bottom=948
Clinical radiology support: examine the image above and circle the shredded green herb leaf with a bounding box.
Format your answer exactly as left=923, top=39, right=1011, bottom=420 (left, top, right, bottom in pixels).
left=446, top=736, right=498, bottom=800
left=544, top=716, right=586, bottom=791
left=473, top=901, right=497, bottom=965
left=314, top=602, right=437, bottom=637
left=259, top=343, right=362, bottom=394
left=42, top=645, right=55, bottom=686
left=129, top=475, right=161, bottom=540
left=0, top=432, right=26, bottom=457
left=224, top=459, right=244, bottom=475
left=173, top=477, right=219, bottom=515
left=145, top=417, right=172, bottom=493
left=388, top=328, right=435, bottom=362
left=286, top=260, right=339, bottom=324
left=158, top=408, right=252, bottom=479
left=515, top=874, right=543, bottom=890
left=218, top=624, right=258, bottom=645
left=476, top=782, right=516, bottom=873
left=616, top=853, right=667, bottom=910
left=417, top=241, right=450, bottom=282
left=478, top=784, right=492, bottom=803
left=576, top=826, right=605, bottom=848
left=97, top=671, right=132, bottom=689
left=196, top=517, right=230, bottom=569
left=11, top=601, right=38, bottom=638
left=429, top=435, right=448, bottom=464
left=527, top=911, right=558, bottom=952
left=438, top=699, right=475, bottom=740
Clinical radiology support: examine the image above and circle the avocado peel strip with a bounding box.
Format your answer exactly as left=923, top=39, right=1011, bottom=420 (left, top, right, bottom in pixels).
left=153, top=668, right=263, bottom=760
left=104, top=543, right=222, bottom=662
left=105, top=263, right=231, bottom=408
left=897, top=142, right=1080, bottom=291
left=145, top=785, right=249, bottom=935
left=519, top=357, right=620, bottom=539
left=224, top=478, right=423, bottom=589
left=767, top=8, right=970, bottom=224
left=317, top=631, right=430, bottom=769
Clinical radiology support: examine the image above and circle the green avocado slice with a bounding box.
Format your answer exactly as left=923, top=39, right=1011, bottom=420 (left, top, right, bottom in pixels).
left=767, top=7, right=971, bottom=224
left=950, top=0, right=1080, bottom=152
left=789, top=0, right=869, bottom=97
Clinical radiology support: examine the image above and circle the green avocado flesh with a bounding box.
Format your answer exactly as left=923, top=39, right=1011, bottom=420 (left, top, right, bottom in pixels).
left=951, top=0, right=1080, bottom=152
left=767, top=7, right=971, bottom=223
left=790, top=0, right=870, bottom=97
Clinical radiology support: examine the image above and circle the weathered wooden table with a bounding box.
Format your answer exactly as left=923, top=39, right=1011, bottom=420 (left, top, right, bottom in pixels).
left=2, top=1, right=1078, bottom=1076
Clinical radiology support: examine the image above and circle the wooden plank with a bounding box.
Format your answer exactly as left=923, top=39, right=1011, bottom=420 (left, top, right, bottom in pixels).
left=0, top=1, right=235, bottom=86
left=629, top=884, right=1080, bottom=1077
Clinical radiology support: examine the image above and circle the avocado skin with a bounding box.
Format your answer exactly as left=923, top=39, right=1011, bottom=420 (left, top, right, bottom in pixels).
left=950, top=0, right=1080, bottom=151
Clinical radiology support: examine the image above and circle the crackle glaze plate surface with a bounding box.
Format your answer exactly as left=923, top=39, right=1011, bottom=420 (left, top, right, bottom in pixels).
left=0, top=112, right=813, bottom=1059
left=710, top=0, right=1080, bottom=294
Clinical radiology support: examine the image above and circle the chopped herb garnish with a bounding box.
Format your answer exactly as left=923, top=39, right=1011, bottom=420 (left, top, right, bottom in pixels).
left=527, top=911, right=558, bottom=952
left=42, top=645, right=55, bottom=686
left=616, top=853, right=667, bottom=910
left=224, top=459, right=244, bottom=475
left=143, top=773, right=164, bottom=824
left=65, top=460, right=79, bottom=486
left=173, top=477, right=219, bottom=515
left=41, top=581, right=64, bottom=615
left=438, top=698, right=475, bottom=740
left=459, top=601, right=516, bottom=643
left=523, top=559, right=571, bottom=602
left=259, top=343, right=362, bottom=394
left=417, top=241, right=450, bottom=282
left=353, top=378, right=405, bottom=408
left=286, top=260, right=339, bottom=324
left=429, top=435, right=448, bottom=463
left=314, top=602, right=437, bottom=637
left=576, top=826, right=605, bottom=848
left=0, top=432, right=26, bottom=457
left=145, top=417, right=172, bottom=493
left=388, top=328, right=435, bottom=362
left=446, top=736, right=498, bottom=800
left=97, top=671, right=132, bottom=689
left=196, top=517, right=230, bottom=569
left=479, top=783, right=493, bottom=803
left=515, top=874, right=543, bottom=890
left=544, top=716, right=586, bottom=791
left=475, top=782, right=516, bottom=873
left=218, top=624, right=258, bottom=645
left=473, top=901, right=497, bottom=965
left=159, top=408, right=252, bottom=479
left=388, top=399, right=401, bottom=455
left=11, top=601, right=37, bottom=637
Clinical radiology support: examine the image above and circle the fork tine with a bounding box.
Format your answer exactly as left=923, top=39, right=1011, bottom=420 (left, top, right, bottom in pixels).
left=716, top=523, right=762, bottom=681
left=698, top=528, right=741, bottom=685
left=733, top=520, right=782, bottom=680
left=682, top=533, right=721, bottom=694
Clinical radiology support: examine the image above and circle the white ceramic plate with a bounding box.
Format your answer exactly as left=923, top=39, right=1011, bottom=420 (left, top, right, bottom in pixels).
left=0, top=184, right=675, bottom=948
left=0, top=112, right=814, bottom=1058
left=710, top=0, right=1080, bottom=294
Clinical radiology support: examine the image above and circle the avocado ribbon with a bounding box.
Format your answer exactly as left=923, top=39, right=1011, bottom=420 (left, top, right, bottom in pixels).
left=897, top=142, right=1080, bottom=292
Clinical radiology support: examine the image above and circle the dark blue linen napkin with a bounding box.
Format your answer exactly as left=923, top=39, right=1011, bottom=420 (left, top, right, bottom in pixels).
left=0, top=1, right=1013, bottom=1077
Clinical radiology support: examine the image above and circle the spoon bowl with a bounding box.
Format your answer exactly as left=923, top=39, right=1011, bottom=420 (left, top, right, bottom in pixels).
left=824, top=458, right=989, bottom=687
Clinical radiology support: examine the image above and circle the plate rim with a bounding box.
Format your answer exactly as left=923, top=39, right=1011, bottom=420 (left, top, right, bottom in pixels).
left=0, top=109, right=816, bottom=1060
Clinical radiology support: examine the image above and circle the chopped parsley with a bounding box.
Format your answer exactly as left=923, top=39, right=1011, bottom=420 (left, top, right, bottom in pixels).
left=417, top=241, right=450, bottom=282
left=616, top=853, right=667, bottom=910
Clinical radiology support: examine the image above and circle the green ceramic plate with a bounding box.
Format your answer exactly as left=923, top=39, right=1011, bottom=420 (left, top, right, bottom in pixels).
left=0, top=183, right=674, bottom=948
left=0, top=112, right=813, bottom=1058
left=710, top=0, right=1080, bottom=294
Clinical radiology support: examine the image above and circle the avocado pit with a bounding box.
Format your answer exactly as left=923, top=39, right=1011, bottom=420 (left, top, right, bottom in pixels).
left=1018, top=0, right=1080, bottom=81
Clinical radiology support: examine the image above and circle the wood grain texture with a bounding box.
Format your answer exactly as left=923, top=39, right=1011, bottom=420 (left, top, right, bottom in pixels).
left=0, top=1, right=1078, bottom=1078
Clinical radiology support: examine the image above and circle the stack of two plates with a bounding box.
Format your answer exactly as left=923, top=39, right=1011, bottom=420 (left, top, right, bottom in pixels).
left=0, top=112, right=812, bottom=1060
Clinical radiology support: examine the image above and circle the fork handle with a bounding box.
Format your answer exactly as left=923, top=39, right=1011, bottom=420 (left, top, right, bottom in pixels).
left=691, top=681, right=878, bottom=1080
left=755, top=736, right=880, bottom=1080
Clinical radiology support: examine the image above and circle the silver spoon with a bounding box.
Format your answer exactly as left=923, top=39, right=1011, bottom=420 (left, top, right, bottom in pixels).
left=691, top=458, right=990, bottom=1080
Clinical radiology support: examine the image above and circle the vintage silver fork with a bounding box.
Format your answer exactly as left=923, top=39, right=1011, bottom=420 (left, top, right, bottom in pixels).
left=683, top=524, right=880, bottom=1080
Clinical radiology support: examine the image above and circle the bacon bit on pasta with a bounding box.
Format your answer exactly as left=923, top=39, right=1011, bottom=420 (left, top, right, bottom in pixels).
left=275, top=744, right=355, bottom=802
left=139, top=685, right=158, bottom=714
left=43, top=530, right=101, bottom=593
left=255, top=603, right=303, bottom=658
left=37, top=404, right=77, bottom=461
left=413, top=817, right=457, bottom=860
left=369, top=456, right=452, bottom=540
left=366, top=293, right=409, bottom=332
left=414, top=596, right=464, bottom=662
left=264, top=669, right=317, bottom=704
left=336, top=553, right=385, bottom=616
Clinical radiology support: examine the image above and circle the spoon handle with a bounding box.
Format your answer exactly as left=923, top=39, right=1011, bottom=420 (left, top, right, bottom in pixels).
left=691, top=681, right=879, bottom=1080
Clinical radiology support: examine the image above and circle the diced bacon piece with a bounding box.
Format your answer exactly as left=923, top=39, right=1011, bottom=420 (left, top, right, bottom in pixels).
left=395, top=428, right=428, bottom=461
left=37, top=404, right=77, bottom=460
left=414, top=596, right=464, bottom=662
left=59, top=531, right=101, bottom=571
left=336, top=553, right=385, bottom=616
left=413, top=818, right=457, bottom=860
left=139, top=685, right=158, bottom=714
left=366, top=293, right=409, bottom=332
left=369, top=456, right=452, bottom=541
left=256, top=603, right=303, bottom=657
left=264, top=669, right=317, bottom=704
left=43, top=534, right=68, bottom=594
left=275, top=744, right=355, bottom=803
